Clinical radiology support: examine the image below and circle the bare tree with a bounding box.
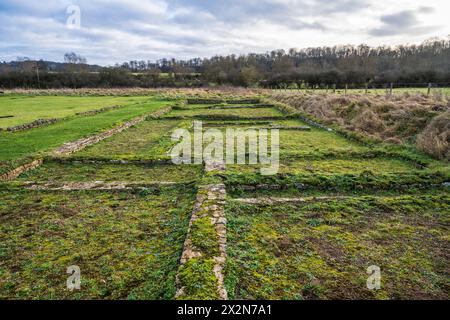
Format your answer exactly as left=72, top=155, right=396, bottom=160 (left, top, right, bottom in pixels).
left=64, top=52, right=87, bottom=64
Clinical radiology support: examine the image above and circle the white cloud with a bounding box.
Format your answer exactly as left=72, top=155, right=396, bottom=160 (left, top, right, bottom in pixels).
left=0, top=0, right=449, bottom=64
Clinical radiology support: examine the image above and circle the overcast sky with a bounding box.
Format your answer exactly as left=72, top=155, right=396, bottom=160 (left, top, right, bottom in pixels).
left=1, top=0, right=449, bottom=65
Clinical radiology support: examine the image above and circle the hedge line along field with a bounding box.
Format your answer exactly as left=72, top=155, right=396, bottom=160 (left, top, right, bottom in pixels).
left=0, top=91, right=449, bottom=300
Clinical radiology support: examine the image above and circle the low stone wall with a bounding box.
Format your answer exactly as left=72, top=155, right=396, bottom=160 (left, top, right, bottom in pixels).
left=0, top=106, right=173, bottom=182
left=54, top=106, right=172, bottom=156
left=7, top=118, right=59, bottom=132
left=187, top=98, right=261, bottom=105
left=227, top=99, right=260, bottom=104
left=5, top=105, right=127, bottom=133
left=176, top=162, right=228, bottom=300
left=187, top=99, right=224, bottom=105
left=75, top=105, right=122, bottom=116
left=164, top=115, right=291, bottom=121
left=234, top=196, right=350, bottom=205
left=145, top=106, right=173, bottom=120
left=247, top=125, right=311, bottom=131
left=175, top=183, right=228, bottom=300
left=0, top=159, right=43, bottom=182
left=22, top=180, right=179, bottom=190
left=49, top=157, right=173, bottom=165
left=204, top=104, right=274, bottom=110
left=297, top=115, right=334, bottom=132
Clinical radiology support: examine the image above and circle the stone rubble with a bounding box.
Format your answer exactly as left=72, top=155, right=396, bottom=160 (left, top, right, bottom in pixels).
left=176, top=160, right=228, bottom=300
left=0, top=159, right=43, bottom=182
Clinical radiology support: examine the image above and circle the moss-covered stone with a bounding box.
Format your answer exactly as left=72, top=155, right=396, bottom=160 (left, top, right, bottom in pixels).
left=190, top=217, right=220, bottom=257
left=177, top=258, right=219, bottom=300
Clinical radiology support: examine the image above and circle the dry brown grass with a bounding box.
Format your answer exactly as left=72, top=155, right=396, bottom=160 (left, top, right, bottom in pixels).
left=416, top=112, right=450, bottom=160
left=5, top=87, right=265, bottom=99
left=270, top=91, right=450, bottom=160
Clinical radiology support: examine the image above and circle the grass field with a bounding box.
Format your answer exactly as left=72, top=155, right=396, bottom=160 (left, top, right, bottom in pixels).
left=166, top=107, right=284, bottom=118
left=224, top=194, right=449, bottom=299
left=17, top=162, right=202, bottom=183
left=74, top=120, right=187, bottom=160
left=0, top=93, right=448, bottom=300
left=0, top=99, right=169, bottom=174
left=0, top=186, right=196, bottom=299
left=0, top=95, right=151, bottom=128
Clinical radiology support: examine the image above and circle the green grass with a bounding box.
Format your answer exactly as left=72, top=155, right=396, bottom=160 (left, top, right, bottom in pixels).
left=201, top=125, right=367, bottom=155
left=0, top=186, right=196, bottom=299
left=0, top=95, right=151, bottom=128
left=223, top=170, right=448, bottom=193
left=75, top=120, right=188, bottom=160
left=198, top=121, right=368, bottom=155
left=277, top=129, right=367, bottom=154
left=202, top=119, right=309, bottom=129
left=224, top=194, right=450, bottom=300
left=166, top=107, right=284, bottom=118
left=17, top=162, right=202, bottom=183
left=227, top=185, right=449, bottom=199
left=0, top=99, right=169, bottom=174
left=226, top=158, right=417, bottom=175
left=1, top=96, right=449, bottom=301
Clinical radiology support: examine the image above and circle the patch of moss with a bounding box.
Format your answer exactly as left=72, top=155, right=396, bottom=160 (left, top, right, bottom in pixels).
left=177, top=258, right=219, bottom=300
left=16, top=162, right=202, bottom=183
left=224, top=194, right=449, bottom=300
left=190, top=217, right=219, bottom=257
left=74, top=120, right=184, bottom=160
left=224, top=171, right=448, bottom=193
left=0, top=186, right=196, bottom=299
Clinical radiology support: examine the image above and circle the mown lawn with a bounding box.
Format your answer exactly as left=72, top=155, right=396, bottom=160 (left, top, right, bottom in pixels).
left=75, top=120, right=189, bottom=160
left=0, top=99, right=170, bottom=173
left=0, top=186, right=196, bottom=299
left=0, top=95, right=151, bottom=128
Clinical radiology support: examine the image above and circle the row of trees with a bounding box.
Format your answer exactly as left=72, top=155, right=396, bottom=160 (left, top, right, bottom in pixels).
left=1, top=38, right=450, bottom=88
left=200, top=38, right=450, bottom=87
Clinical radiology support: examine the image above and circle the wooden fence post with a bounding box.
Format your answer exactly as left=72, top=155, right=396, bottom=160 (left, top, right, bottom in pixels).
left=333, top=84, right=336, bottom=93
left=427, top=83, right=432, bottom=96
left=345, top=84, right=348, bottom=94
left=389, top=83, right=393, bottom=96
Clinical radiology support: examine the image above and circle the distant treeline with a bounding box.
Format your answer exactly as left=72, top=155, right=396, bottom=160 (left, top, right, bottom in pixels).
left=1, top=38, right=449, bottom=88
